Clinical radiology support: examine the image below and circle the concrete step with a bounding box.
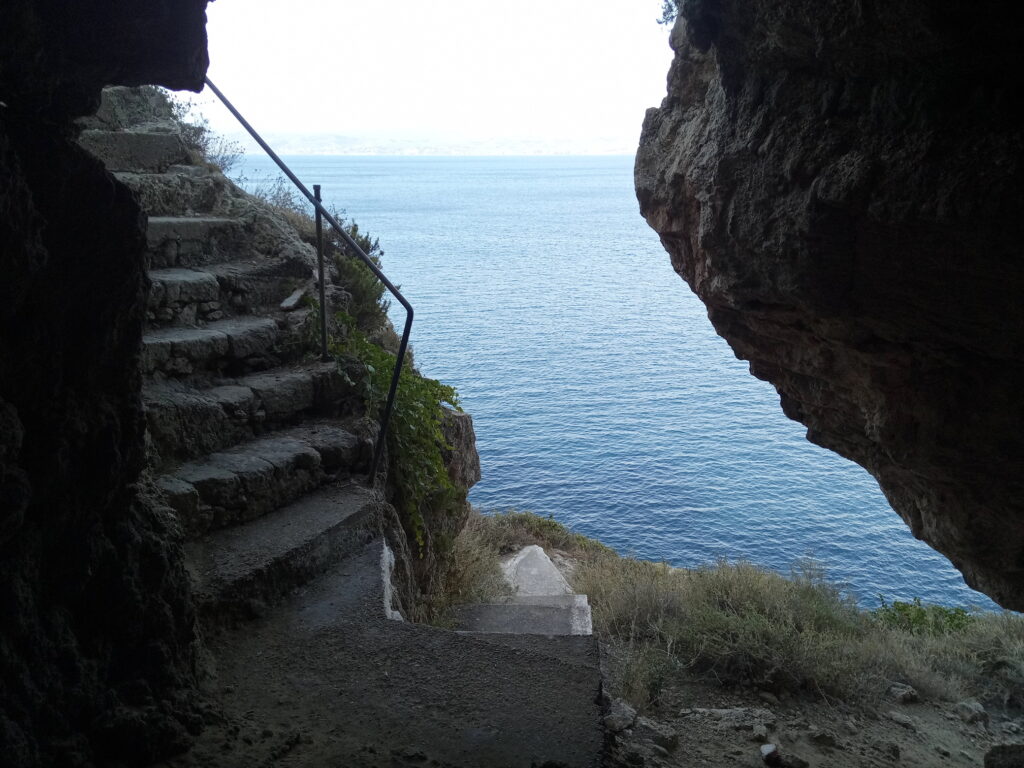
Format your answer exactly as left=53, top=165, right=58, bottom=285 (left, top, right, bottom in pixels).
left=116, top=165, right=226, bottom=215
left=147, top=260, right=310, bottom=326
left=141, top=316, right=296, bottom=379
left=181, top=540, right=604, bottom=766
left=157, top=422, right=362, bottom=538
left=79, top=127, right=190, bottom=172
left=454, top=597, right=593, bottom=636
left=187, top=483, right=382, bottom=621
left=144, top=362, right=359, bottom=466
left=146, top=215, right=246, bottom=269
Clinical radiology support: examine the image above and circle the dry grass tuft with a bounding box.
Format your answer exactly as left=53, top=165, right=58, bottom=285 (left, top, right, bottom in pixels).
left=465, top=509, right=616, bottom=559
left=574, top=555, right=1024, bottom=710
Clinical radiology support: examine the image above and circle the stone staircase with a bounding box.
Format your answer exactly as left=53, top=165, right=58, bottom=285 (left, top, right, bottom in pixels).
left=79, top=88, right=605, bottom=767
left=78, top=94, right=383, bottom=624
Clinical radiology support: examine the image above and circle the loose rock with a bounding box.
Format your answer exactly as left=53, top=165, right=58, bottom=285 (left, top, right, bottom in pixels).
left=874, top=741, right=901, bottom=761
left=888, top=683, right=919, bottom=704
left=760, top=743, right=782, bottom=766
left=750, top=723, right=769, bottom=743
left=605, top=699, right=638, bottom=734
left=958, top=700, right=990, bottom=726
left=887, top=711, right=917, bottom=731
left=985, top=744, right=1024, bottom=768
left=635, top=717, right=679, bottom=753
left=809, top=728, right=842, bottom=749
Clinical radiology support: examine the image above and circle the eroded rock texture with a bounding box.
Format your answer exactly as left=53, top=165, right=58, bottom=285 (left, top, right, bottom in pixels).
left=1, top=2, right=208, bottom=765
left=636, top=1, right=1024, bottom=607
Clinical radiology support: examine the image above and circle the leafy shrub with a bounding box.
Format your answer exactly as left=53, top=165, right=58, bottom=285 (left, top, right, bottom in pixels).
left=659, top=0, right=680, bottom=25
left=873, top=597, right=975, bottom=635
left=332, top=319, right=460, bottom=548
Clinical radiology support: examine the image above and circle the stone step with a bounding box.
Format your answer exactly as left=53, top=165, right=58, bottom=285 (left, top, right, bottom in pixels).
left=147, top=267, right=222, bottom=325
left=187, top=483, right=382, bottom=621
left=147, top=260, right=310, bottom=326
left=116, top=165, right=226, bottom=215
left=142, top=316, right=293, bottom=379
left=79, top=127, right=191, bottom=172
left=453, top=598, right=593, bottom=636
left=205, top=259, right=312, bottom=313
left=144, top=363, right=359, bottom=467
left=157, top=423, right=362, bottom=538
left=146, top=215, right=246, bottom=269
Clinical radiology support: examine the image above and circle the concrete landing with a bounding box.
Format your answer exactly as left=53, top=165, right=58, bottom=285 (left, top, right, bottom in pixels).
left=158, top=540, right=605, bottom=768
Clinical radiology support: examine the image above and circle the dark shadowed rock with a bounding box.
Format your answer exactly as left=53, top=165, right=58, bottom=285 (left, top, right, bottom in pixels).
left=986, top=744, right=1024, bottom=768
left=636, top=0, right=1024, bottom=608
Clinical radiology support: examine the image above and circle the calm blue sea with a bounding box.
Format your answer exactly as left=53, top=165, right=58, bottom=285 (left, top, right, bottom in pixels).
left=239, top=154, right=995, bottom=609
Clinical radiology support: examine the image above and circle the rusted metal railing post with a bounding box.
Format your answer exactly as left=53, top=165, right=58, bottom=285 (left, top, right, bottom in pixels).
left=313, top=184, right=329, bottom=362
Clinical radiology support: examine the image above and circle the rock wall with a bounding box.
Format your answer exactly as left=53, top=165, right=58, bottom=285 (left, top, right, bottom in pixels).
left=636, top=1, right=1024, bottom=608
left=0, top=2, right=208, bottom=766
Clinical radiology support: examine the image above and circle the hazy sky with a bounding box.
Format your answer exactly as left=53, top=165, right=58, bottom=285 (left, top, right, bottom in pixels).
left=188, top=0, right=675, bottom=154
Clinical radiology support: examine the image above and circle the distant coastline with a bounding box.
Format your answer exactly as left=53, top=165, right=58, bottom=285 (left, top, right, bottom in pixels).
left=227, top=133, right=640, bottom=157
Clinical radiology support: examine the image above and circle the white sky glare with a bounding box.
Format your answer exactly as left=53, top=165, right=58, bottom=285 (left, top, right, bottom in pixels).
left=193, top=0, right=675, bottom=154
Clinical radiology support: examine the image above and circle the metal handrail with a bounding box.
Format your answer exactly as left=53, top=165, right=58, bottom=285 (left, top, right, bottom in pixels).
left=204, top=77, right=412, bottom=486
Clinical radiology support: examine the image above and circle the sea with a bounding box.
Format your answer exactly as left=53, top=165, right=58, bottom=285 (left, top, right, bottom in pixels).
left=238, top=154, right=996, bottom=610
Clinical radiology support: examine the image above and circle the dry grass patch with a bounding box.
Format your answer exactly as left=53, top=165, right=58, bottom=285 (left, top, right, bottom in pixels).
left=574, top=555, right=1024, bottom=710
left=465, top=509, right=616, bottom=559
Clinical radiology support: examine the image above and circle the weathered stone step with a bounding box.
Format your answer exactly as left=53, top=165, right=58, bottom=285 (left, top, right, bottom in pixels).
left=147, top=215, right=246, bottom=269
left=79, top=127, right=190, bottom=172
left=144, top=363, right=358, bottom=466
left=116, top=165, right=225, bottom=215
left=142, top=316, right=285, bottom=379
left=147, top=267, right=222, bottom=325
left=187, top=484, right=382, bottom=621
left=147, top=260, right=309, bottom=326
left=454, top=598, right=593, bottom=636
left=157, top=423, right=362, bottom=538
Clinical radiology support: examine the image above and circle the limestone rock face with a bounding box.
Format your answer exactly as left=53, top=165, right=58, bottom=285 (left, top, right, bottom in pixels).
left=636, top=1, right=1024, bottom=607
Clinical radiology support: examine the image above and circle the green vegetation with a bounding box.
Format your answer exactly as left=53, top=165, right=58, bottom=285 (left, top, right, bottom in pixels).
left=659, top=0, right=680, bottom=25
left=250, top=175, right=391, bottom=335
left=331, top=319, right=461, bottom=548
left=243, top=168, right=461, bottom=588
left=873, top=596, right=975, bottom=635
